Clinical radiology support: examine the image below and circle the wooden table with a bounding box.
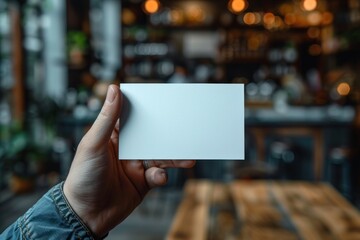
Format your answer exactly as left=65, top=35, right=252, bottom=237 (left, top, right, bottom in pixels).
left=166, top=180, right=360, bottom=240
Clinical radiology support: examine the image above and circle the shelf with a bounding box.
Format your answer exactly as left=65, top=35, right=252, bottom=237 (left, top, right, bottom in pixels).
left=123, top=22, right=313, bottom=34
left=334, top=22, right=360, bottom=33
left=219, top=56, right=266, bottom=64
left=68, top=63, right=87, bottom=70
left=321, top=46, right=360, bottom=59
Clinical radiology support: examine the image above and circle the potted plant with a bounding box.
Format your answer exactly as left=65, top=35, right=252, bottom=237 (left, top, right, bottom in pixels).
left=67, top=31, right=88, bottom=66
left=3, top=118, right=52, bottom=194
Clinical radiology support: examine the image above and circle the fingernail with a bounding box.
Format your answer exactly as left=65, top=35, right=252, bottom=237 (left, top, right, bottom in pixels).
left=106, top=86, right=116, bottom=103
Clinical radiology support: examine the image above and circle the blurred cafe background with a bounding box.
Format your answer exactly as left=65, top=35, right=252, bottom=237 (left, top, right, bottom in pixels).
left=1, top=0, right=360, bottom=239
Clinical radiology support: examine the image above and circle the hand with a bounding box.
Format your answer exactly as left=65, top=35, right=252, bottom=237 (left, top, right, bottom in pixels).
left=63, top=85, right=195, bottom=238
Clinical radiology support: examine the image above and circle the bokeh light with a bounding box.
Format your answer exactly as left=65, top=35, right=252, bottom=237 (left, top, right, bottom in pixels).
left=228, top=0, right=248, bottom=14
left=122, top=8, right=136, bottom=25
left=274, top=16, right=284, bottom=28
left=307, top=11, right=322, bottom=25
left=337, top=82, right=351, bottom=96
left=170, top=9, right=185, bottom=25
left=263, top=12, right=275, bottom=26
left=143, top=0, right=160, bottom=14
left=309, top=44, right=322, bottom=56
left=243, top=12, right=256, bottom=25
left=322, top=12, right=334, bottom=25
left=307, top=27, right=320, bottom=38
left=303, top=0, right=317, bottom=11
left=187, top=6, right=205, bottom=23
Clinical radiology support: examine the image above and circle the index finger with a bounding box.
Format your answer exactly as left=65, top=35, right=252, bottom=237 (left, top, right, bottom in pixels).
left=144, top=160, right=196, bottom=169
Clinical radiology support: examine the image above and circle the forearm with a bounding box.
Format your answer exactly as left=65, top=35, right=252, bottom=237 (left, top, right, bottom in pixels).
left=0, top=182, right=96, bottom=240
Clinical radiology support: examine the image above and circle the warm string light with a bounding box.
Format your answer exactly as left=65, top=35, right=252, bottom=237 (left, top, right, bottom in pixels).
left=228, top=0, right=248, bottom=14
left=307, top=11, right=322, bottom=25
left=309, top=44, right=322, bottom=56
left=140, top=0, right=327, bottom=29
left=337, top=82, right=351, bottom=96
left=302, top=0, right=317, bottom=11
left=243, top=12, right=256, bottom=25
left=187, top=5, right=205, bottom=23
left=143, top=0, right=160, bottom=14
left=263, top=12, right=275, bottom=26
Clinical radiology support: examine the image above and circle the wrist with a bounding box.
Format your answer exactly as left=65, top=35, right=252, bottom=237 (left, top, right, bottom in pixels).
left=63, top=181, right=108, bottom=239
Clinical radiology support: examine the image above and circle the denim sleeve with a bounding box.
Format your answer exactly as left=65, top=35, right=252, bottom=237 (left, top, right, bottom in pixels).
left=0, top=182, right=96, bottom=240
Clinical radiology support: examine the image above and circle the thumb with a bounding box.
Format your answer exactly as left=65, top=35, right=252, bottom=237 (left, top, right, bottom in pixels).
left=145, top=168, right=168, bottom=189
left=83, top=85, right=122, bottom=148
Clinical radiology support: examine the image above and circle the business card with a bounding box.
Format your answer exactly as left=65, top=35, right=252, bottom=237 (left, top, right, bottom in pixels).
left=119, top=83, right=244, bottom=160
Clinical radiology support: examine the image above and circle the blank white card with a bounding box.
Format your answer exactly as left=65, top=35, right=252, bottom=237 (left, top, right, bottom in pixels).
left=118, top=84, right=244, bottom=160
